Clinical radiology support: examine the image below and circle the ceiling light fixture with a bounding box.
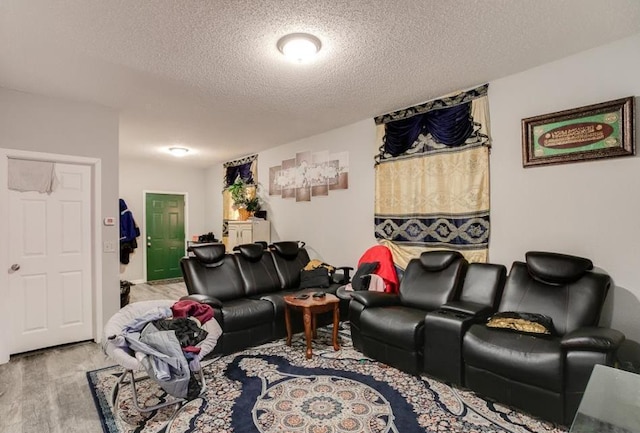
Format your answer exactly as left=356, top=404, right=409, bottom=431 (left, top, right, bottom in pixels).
left=277, top=33, right=322, bottom=63
left=168, top=147, right=189, bottom=157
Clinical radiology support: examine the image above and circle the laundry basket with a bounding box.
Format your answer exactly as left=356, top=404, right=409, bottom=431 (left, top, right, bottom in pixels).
left=103, top=299, right=222, bottom=412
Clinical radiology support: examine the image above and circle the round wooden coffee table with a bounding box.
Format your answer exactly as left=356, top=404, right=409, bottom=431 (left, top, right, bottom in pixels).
left=283, top=292, right=340, bottom=359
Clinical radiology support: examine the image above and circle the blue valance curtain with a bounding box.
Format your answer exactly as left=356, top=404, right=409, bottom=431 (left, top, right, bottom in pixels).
left=374, top=84, right=492, bottom=267
left=382, top=102, right=474, bottom=157
left=223, top=154, right=257, bottom=187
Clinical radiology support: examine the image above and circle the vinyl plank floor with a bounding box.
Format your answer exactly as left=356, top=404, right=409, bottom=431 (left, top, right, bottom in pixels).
left=0, top=282, right=188, bottom=433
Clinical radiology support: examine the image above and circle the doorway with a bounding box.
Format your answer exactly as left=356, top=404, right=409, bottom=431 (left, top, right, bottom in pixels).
left=0, top=149, right=102, bottom=363
left=144, top=192, right=186, bottom=282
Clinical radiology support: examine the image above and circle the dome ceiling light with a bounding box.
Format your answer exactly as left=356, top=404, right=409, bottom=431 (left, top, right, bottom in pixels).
left=277, top=33, right=322, bottom=63
left=168, top=147, right=189, bottom=157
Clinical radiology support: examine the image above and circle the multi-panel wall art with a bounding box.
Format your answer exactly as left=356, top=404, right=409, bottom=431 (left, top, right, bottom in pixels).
left=268, top=151, right=349, bottom=202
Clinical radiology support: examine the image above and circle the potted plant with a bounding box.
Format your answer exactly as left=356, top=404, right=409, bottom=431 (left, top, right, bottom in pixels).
left=228, top=178, right=248, bottom=209
left=228, top=178, right=261, bottom=220
left=245, top=196, right=261, bottom=214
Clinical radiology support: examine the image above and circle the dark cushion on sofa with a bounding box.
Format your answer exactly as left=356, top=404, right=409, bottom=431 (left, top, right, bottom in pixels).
left=464, top=324, right=563, bottom=392
left=400, top=251, right=467, bottom=310
left=419, top=250, right=463, bottom=271
left=180, top=252, right=245, bottom=302
left=525, top=251, right=593, bottom=285
left=360, top=307, right=426, bottom=351
left=220, top=298, right=274, bottom=332
left=235, top=243, right=265, bottom=262
left=189, top=243, right=226, bottom=266
left=271, top=241, right=300, bottom=259
left=270, top=241, right=311, bottom=289
left=499, top=261, right=610, bottom=335
left=235, top=246, right=282, bottom=296
left=351, top=262, right=379, bottom=291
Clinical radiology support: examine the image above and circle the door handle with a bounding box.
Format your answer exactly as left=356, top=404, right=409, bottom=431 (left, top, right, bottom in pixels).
left=147, top=242, right=151, bottom=247
left=9, top=264, right=20, bottom=273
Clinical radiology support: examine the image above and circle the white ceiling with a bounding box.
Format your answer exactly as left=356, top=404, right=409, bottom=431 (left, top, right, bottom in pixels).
left=2, top=1, right=639, bottom=168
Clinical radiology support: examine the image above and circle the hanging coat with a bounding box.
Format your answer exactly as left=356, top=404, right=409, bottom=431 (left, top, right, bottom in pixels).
left=119, top=198, right=140, bottom=264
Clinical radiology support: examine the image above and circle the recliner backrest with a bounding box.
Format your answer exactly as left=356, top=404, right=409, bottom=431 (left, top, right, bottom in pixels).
left=499, top=251, right=611, bottom=335
left=399, top=251, right=468, bottom=310
left=234, top=243, right=282, bottom=296
left=270, top=241, right=311, bottom=289
left=459, top=263, right=507, bottom=309
left=180, top=243, right=245, bottom=301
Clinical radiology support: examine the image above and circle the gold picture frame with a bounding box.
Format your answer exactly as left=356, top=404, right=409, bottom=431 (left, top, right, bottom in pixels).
left=522, top=97, right=635, bottom=167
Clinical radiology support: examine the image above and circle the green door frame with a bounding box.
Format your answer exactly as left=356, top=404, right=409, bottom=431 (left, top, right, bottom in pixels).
left=141, top=191, right=188, bottom=281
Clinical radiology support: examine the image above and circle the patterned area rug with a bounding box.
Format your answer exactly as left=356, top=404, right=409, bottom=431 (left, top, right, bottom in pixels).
left=87, top=328, right=568, bottom=433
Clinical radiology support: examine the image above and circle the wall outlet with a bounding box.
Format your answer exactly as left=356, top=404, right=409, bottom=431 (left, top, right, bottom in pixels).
left=103, top=241, right=116, bottom=253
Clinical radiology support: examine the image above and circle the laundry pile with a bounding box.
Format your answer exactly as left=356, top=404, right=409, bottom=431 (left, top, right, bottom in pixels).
left=106, top=300, right=218, bottom=399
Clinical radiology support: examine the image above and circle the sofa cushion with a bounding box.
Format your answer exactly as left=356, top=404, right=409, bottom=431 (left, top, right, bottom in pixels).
left=359, top=306, right=426, bottom=351
left=270, top=242, right=311, bottom=290
left=419, top=250, right=463, bottom=271
left=463, top=324, right=563, bottom=392
left=180, top=254, right=245, bottom=302
left=399, top=252, right=467, bottom=311
left=220, top=298, right=274, bottom=332
left=486, top=311, right=555, bottom=336
left=525, top=251, right=593, bottom=285
left=499, top=261, right=610, bottom=336
left=236, top=243, right=264, bottom=262
left=189, top=243, right=226, bottom=267
left=271, top=241, right=300, bottom=259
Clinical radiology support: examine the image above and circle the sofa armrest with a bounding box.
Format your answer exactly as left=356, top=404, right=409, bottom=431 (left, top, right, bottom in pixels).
left=351, top=291, right=400, bottom=308
left=332, top=266, right=354, bottom=284
left=561, top=327, right=625, bottom=351
left=440, top=300, right=494, bottom=317
left=180, top=294, right=223, bottom=308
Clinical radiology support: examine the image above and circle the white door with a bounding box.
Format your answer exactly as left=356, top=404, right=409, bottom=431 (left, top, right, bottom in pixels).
left=8, top=163, right=93, bottom=353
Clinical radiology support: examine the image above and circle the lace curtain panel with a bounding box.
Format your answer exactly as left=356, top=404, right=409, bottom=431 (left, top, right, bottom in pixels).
left=373, top=84, right=491, bottom=267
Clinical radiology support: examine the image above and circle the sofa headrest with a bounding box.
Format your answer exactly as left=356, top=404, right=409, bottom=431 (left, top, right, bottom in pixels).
left=235, top=243, right=264, bottom=262
left=189, top=243, right=226, bottom=267
left=525, top=251, right=593, bottom=284
left=419, top=250, right=464, bottom=271
left=271, top=241, right=300, bottom=259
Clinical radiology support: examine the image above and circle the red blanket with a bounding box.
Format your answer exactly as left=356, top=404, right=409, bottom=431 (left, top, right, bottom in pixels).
left=358, top=245, right=399, bottom=294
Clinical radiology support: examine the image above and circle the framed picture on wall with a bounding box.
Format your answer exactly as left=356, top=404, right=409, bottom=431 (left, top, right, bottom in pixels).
left=521, top=96, right=635, bottom=167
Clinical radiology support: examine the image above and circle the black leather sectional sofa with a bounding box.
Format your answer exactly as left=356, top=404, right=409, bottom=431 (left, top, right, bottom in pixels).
left=349, top=250, right=625, bottom=425
left=179, top=241, right=350, bottom=355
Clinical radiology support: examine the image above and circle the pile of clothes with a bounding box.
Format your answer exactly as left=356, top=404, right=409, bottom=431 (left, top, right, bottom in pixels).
left=107, top=300, right=216, bottom=399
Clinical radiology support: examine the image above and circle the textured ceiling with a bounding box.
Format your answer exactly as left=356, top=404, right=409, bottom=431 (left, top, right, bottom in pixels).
left=1, top=1, right=639, bottom=167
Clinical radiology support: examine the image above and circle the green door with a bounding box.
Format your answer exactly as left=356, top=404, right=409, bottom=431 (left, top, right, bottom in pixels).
left=145, top=193, right=185, bottom=281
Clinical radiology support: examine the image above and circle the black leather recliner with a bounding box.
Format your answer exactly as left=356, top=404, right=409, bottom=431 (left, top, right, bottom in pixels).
left=349, top=251, right=468, bottom=375
left=180, top=242, right=278, bottom=354
left=423, top=262, right=507, bottom=385
left=180, top=241, right=348, bottom=355
left=462, top=251, right=625, bottom=425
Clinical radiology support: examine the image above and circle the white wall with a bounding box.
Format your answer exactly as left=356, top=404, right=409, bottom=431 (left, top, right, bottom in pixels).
left=206, top=120, right=378, bottom=269
left=205, top=163, right=224, bottom=242
left=489, top=33, right=640, bottom=342
left=119, top=158, right=208, bottom=282
left=258, top=119, right=377, bottom=268
left=0, top=87, right=120, bottom=360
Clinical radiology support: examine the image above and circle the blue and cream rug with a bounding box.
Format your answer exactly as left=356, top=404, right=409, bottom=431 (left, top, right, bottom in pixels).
left=87, top=328, right=567, bottom=433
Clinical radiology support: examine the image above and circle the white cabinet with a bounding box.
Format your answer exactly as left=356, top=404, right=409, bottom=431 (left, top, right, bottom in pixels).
left=227, top=220, right=271, bottom=251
